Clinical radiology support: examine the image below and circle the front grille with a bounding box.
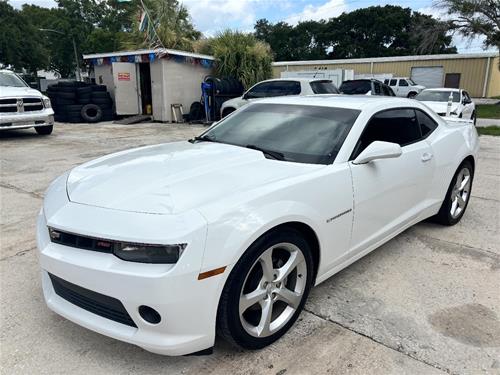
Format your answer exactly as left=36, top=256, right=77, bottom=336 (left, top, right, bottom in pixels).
left=48, top=227, right=114, bottom=253
left=49, top=273, right=137, bottom=327
left=0, top=97, right=43, bottom=113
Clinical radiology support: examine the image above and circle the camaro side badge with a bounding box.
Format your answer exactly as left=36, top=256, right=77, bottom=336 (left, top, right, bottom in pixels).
left=326, top=209, right=352, bottom=223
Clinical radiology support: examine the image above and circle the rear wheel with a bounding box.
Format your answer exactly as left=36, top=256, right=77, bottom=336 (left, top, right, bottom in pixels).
left=433, top=160, right=473, bottom=225
left=407, top=92, right=417, bottom=99
left=217, top=228, right=314, bottom=349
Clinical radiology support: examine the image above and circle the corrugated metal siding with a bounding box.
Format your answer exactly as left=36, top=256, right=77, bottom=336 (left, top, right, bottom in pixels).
left=273, top=56, right=498, bottom=97
left=487, top=57, right=500, bottom=98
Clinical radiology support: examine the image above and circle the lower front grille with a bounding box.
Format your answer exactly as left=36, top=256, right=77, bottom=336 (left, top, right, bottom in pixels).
left=49, top=273, right=137, bottom=328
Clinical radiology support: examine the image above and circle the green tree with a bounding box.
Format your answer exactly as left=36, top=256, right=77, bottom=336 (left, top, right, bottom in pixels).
left=0, top=1, right=47, bottom=73
left=124, top=0, right=201, bottom=51
left=438, top=0, right=499, bottom=63
left=200, top=30, right=273, bottom=88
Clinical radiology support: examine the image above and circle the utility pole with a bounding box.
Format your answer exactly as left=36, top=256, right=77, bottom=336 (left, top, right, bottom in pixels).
left=39, top=28, right=81, bottom=81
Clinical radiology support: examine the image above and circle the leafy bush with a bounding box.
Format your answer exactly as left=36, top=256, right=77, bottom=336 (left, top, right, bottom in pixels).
left=199, top=30, right=273, bottom=89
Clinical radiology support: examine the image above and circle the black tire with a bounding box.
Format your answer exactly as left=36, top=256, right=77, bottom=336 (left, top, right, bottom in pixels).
left=54, top=114, right=67, bottom=122
left=217, top=227, right=314, bottom=350
left=433, top=160, right=474, bottom=226
left=62, top=104, right=83, bottom=112
left=91, top=91, right=110, bottom=99
left=57, top=86, right=77, bottom=93
left=92, top=98, right=112, bottom=106
left=66, top=115, right=82, bottom=123
left=222, top=108, right=235, bottom=118
left=81, top=104, right=103, bottom=123
left=58, top=81, right=77, bottom=87
left=91, top=84, right=107, bottom=92
left=56, top=98, right=75, bottom=105
left=407, top=92, right=417, bottom=99
left=77, top=98, right=91, bottom=104
left=56, top=91, right=76, bottom=99
left=76, top=87, right=92, bottom=95
left=35, top=125, right=53, bottom=135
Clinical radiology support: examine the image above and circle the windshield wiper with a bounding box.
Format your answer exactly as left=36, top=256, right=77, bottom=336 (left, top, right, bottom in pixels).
left=188, top=135, right=217, bottom=143
left=245, top=145, right=285, bottom=160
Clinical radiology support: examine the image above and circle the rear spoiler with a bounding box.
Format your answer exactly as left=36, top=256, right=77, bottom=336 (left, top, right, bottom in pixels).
left=443, top=117, right=474, bottom=126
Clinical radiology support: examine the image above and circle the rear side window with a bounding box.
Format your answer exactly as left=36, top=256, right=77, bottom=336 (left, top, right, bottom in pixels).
left=398, top=79, right=409, bottom=86
left=384, top=79, right=389, bottom=84
left=373, top=82, right=382, bottom=95
left=246, top=81, right=301, bottom=98
left=310, top=80, right=339, bottom=94
left=416, top=109, right=438, bottom=138
left=352, top=109, right=421, bottom=159
left=339, top=80, right=372, bottom=94
left=389, top=79, right=397, bottom=86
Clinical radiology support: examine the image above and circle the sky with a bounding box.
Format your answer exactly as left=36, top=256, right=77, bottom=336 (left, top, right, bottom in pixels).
left=8, top=0, right=496, bottom=54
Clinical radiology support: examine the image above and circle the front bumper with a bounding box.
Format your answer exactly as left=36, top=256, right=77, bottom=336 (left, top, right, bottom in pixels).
left=0, top=109, right=54, bottom=130
left=37, top=187, right=224, bottom=356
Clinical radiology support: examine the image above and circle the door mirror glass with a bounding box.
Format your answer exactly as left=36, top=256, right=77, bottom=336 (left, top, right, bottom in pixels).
left=353, top=141, right=402, bottom=164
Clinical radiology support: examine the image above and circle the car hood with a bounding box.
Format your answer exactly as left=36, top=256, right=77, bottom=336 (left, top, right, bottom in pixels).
left=1, top=85, right=43, bottom=97
left=421, top=101, right=459, bottom=114
left=67, top=141, right=322, bottom=214
left=222, top=96, right=246, bottom=109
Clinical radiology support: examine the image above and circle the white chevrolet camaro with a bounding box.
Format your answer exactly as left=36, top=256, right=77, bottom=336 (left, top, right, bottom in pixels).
left=37, top=95, right=479, bottom=356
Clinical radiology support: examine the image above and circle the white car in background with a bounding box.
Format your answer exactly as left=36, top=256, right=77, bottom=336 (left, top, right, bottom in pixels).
left=38, top=96, right=478, bottom=356
left=220, top=78, right=339, bottom=118
left=0, top=70, right=54, bottom=135
left=384, top=77, right=425, bottom=98
left=416, top=88, right=476, bottom=124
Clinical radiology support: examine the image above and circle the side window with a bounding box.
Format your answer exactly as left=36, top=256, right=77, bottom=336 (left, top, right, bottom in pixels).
left=384, top=79, right=389, bottom=85
left=416, top=109, right=438, bottom=138
left=398, top=79, right=409, bottom=87
left=352, top=109, right=420, bottom=159
left=271, top=81, right=301, bottom=96
left=389, top=79, right=397, bottom=86
left=463, top=91, right=471, bottom=102
left=246, top=82, right=273, bottom=98
left=373, top=82, right=382, bottom=95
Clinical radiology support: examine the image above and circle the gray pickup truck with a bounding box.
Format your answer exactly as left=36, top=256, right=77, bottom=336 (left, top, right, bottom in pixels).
left=0, top=70, right=54, bottom=135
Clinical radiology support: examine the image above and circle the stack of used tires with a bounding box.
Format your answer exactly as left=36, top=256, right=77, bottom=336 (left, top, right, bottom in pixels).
left=46, top=81, right=114, bottom=123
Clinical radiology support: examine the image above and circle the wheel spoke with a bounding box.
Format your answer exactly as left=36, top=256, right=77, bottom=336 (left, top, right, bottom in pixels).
left=240, top=287, right=267, bottom=314
left=451, top=197, right=458, bottom=216
left=459, top=175, right=470, bottom=191
left=457, top=194, right=466, bottom=208
left=276, top=250, right=303, bottom=282
left=276, top=287, right=301, bottom=309
left=259, top=249, right=275, bottom=282
left=257, top=298, right=273, bottom=336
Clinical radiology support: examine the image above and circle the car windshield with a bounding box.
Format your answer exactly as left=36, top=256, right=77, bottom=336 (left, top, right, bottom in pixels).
left=201, top=103, right=360, bottom=164
left=407, top=78, right=417, bottom=85
left=310, top=80, right=339, bottom=94
left=416, top=90, right=460, bottom=102
left=339, top=81, right=371, bottom=94
left=0, top=72, right=28, bottom=87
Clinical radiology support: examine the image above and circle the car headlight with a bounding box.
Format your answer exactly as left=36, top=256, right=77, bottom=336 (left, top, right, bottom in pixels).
left=42, top=97, right=52, bottom=108
left=113, top=242, right=187, bottom=264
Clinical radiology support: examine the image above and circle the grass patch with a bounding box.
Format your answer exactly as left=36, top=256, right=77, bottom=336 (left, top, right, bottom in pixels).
left=477, top=126, right=500, bottom=136
left=477, top=104, right=500, bottom=119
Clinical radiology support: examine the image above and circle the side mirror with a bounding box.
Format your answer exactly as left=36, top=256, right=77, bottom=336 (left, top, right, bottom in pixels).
left=353, top=141, right=402, bottom=165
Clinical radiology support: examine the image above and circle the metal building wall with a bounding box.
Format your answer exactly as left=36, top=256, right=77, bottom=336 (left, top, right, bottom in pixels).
left=273, top=55, right=499, bottom=97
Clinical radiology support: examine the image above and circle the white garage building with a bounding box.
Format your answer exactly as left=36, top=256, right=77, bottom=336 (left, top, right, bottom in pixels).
left=83, top=49, right=214, bottom=122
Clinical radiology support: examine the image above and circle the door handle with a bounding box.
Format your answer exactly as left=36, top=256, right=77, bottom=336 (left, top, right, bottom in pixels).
left=421, top=152, right=433, bottom=162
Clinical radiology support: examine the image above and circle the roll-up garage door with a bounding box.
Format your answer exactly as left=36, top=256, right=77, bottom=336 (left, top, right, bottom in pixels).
left=411, top=66, right=444, bottom=88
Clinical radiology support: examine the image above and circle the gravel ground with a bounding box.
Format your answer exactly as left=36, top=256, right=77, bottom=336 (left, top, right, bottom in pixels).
left=1, top=122, right=499, bottom=375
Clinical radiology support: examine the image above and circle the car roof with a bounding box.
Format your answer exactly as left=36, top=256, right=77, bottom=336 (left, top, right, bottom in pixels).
left=422, top=88, right=461, bottom=92
left=254, top=94, right=416, bottom=110
left=260, top=78, right=331, bottom=83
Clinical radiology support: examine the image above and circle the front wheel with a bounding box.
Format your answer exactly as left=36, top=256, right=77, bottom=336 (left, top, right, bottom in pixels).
left=407, top=92, right=417, bottom=99
left=35, top=125, right=53, bottom=135
left=433, top=160, right=473, bottom=225
left=217, top=228, right=314, bottom=350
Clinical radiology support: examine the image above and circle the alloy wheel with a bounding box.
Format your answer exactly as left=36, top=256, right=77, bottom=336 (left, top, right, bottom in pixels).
left=450, top=167, right=471, bottom=219
left=239, top=243, right=307, bottom=338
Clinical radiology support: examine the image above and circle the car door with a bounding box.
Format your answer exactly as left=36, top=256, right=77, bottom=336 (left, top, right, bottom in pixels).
left=348, top=108, right=435, bottom=252
left=397, top=79, right=410, bottom=97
